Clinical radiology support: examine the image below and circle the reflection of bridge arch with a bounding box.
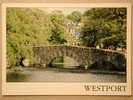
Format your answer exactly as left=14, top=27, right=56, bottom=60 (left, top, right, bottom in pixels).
left=50, top=56, right=80, bottom=68
left=32, top=45, right=126, bottom=69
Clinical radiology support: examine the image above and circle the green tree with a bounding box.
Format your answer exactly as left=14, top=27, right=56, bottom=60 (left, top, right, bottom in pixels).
left=48, top=11, right=67, bottom=44
left=80, top=8, right=127, bottom=49
left=6, top=8, right=52, bottom=67
left=67, top=11, right=82, bottom=23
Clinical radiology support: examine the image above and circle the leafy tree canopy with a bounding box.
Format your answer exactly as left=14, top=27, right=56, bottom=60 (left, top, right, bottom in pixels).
left=80, top=8, right=126, bottom=49
left=67, top=11, right=82, bottom=23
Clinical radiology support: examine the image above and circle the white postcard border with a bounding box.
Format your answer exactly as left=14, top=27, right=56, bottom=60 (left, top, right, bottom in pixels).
left=1, top=3, right=132, bottom=95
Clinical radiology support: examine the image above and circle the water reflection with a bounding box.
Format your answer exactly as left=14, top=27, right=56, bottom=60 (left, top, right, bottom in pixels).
left=7, top=67, right=126, bottom=83
left=7, top=72, right=31, bottom=82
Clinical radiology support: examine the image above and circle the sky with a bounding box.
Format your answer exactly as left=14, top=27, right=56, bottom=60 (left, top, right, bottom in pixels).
left=38, top=7, right=89, bottom=15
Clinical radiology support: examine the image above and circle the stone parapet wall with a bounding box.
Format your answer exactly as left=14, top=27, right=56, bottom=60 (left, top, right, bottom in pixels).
left=33, top=45, right=126, bottom=69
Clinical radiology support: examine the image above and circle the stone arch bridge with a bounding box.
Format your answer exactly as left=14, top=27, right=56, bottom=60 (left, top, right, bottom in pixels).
left=32, top=45, right=126, bottom=69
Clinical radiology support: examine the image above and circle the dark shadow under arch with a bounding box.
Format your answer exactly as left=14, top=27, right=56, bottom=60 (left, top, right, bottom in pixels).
left=89, top=60, right=119, bottom=71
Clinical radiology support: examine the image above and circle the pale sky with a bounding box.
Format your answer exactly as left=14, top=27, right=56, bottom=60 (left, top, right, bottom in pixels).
left=38, top=7, right=89, bottom=15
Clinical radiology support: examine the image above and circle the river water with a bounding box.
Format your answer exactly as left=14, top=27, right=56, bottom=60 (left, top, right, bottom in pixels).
left=7, top=67, right=126, bottom=83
